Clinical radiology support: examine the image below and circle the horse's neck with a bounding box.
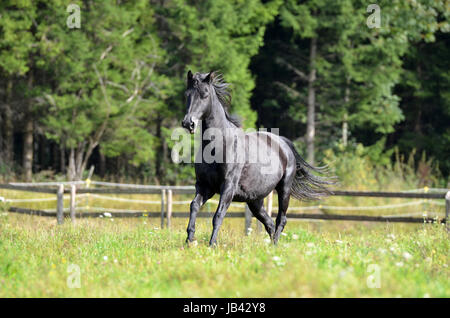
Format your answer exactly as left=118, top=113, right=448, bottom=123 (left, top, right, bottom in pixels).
left=201, top=96, right=241, bottom=152
left=203, top=96, right=234, bottom=130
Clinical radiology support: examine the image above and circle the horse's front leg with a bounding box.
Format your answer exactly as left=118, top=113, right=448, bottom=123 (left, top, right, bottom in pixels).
left=209, top=180, right=236, bottom=246
left=186, top=189, right=212, bottom=244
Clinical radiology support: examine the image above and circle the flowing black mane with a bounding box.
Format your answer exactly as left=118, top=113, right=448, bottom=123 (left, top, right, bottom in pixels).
left=211, top=74, right=241, bottom=128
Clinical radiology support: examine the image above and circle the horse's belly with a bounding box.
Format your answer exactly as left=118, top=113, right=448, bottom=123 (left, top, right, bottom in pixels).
left=235, top=162, right=283, bottom=201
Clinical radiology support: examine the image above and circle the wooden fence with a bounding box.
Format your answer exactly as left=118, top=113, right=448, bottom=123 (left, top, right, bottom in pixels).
left=0, top=183, right=448, bottom=232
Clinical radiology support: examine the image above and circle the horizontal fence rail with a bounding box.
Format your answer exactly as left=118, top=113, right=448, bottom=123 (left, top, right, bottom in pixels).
left=6, top=207, right=443, bottom=224
left=0, top=184, right=57, bottom=194
left=0, top=182, right=448, bottom=231
left=332, top=190, right=446, bottom=199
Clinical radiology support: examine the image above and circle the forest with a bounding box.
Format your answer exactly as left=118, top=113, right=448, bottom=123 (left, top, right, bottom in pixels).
left=0, top=0, right=449, bottom=186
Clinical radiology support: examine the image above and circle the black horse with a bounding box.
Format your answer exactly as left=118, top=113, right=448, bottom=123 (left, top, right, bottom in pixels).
left=181, top=71, right=334, bottom=246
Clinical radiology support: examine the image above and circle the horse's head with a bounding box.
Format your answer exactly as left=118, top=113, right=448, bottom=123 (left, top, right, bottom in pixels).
left=182, top=70, right=215, bottom=134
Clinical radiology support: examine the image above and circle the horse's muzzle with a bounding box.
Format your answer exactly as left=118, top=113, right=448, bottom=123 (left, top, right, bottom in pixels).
left=182, top=117, right=196, bottom=134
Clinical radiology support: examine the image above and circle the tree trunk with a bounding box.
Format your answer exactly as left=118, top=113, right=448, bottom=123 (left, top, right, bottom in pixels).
left=60, top=143, right=66, bottom=174
left=99, top=148, right=106, bottom=177
left=23, top=118, right=33, bottom=182
left=306, top=37, right=317, bottom=164
left=0, top=114, right=2, bottom=163
left=3, top=79, right=14, bottom=166
left=342, top=113, right=348, bottom=146
left=67, top=141, right=96, bottom=181
left=155, top=116, right=163, bottom=183
left=342, top=77, right=350, bottom=146
left=23, top=73, right=34, bottom=181
left=68, top=147, right=76, bottom=180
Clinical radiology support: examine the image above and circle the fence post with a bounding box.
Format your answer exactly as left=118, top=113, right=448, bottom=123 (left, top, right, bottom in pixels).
left=56, top=184, right=64, bottom=225
left=70, top=184, right=76, bottom=222
left=167, top=189, right=173, bottom=229
left=245, top=205, right=252, bottom=235
left=267, top=191, right=273, bottom=217
left=84, top=176, right=91, bottom=214
left=446, top=191, right=450, bottom=232
left=160, top=189, right=166, bottom=229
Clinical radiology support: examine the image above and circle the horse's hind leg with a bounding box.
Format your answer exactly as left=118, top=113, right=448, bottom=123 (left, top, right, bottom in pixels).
left=247, top=199, right=275, bottom=239
left=273, top=185, right=291, bottom=245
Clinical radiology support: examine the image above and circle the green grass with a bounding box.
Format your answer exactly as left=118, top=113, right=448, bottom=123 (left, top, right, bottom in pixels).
left=0, top=212, right=448, bottom=297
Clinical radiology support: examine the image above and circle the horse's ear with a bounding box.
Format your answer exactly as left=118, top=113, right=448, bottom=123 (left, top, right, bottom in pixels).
left=187, top=70, right=193, bottom=85
left=203, top=71, right=215, bottom=84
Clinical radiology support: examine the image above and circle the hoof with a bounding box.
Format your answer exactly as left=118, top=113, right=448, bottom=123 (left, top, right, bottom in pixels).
left=186, top=240, right=198, bottom=247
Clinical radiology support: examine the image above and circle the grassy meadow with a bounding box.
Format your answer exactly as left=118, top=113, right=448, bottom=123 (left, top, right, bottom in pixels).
left=0, top=152, right=448, bottom=297
left=0, top=210, right=448, bottom=298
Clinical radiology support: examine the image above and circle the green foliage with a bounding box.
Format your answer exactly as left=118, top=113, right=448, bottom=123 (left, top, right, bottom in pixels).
left=253, top=0, right=448, bottom=178
left=155, top=0, right=281, bottom=128
left=323, top=141, right=444, bottom=190
left=38, top=1, right=168, bottom=168
left=0, top=0, right=36, bottom=75
left=0, top=0, right=448, bottom=181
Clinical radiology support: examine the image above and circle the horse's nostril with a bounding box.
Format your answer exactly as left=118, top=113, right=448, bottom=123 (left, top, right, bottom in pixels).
left=190, top=122, right=195, bottom=128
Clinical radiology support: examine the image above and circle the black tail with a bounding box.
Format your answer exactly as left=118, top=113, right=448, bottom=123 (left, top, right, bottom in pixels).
left=281, top=137, right=336, bottom=201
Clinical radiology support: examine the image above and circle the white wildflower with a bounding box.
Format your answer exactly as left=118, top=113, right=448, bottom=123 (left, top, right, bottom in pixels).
left=103, top=256, right=108, bottom=261
left=339, top=269, right=351, bottom=278
left=104, top=212, right=112, bottom=217
left=272, top=256, right=285, bottom=267
left=402, top=252, right=412, bottom=261
left=395, top=262, right=404, bottom=267
left=281, top=233, right=287, bottom=236
left=390, top=245, right=398, bottom=253
left=292, top=234, right=299, bottom=240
